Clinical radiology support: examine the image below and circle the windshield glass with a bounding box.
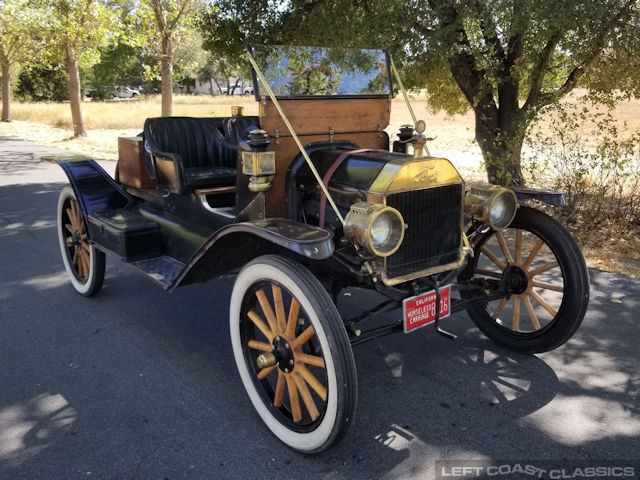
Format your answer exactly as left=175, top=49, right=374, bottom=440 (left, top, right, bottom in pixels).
left=250, top=46, right=392, bottom=98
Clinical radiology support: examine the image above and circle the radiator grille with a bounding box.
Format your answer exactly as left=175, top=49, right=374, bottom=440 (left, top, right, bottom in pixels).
left=386, top=184, right=463, bottom=278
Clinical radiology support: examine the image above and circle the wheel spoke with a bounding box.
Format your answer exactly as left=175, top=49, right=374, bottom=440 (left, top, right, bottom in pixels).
left=66, top=207, right=76, bottom=228
left=523, top=294, right=541, bottom=330
left=285, top=297, right=299, bottom=339
left=247, top=310, right=273, bottom=342
left=272, top=285, right=287, bottom=333
left=72, top=250, right=79, bottom=268
left=512, top=295, right=521, bottom=332
left=273, top=370, right=285, bottom=407
left=515, top=229, right=523, bottom=263
left=523, top=239, right=544, bottom=269
left=292, top=325, right=315, bottom=349
left=474, top=268, right=502, bottom=279
left=255, top=289, right=278, bottom=334
left=293, top=372, right=319, bottom=420
left=298, top=353, right=325, bottom=368
left=495, top=230, right=514, bottom=264
left=296, top=364, right=327, bottom=401
left=285, top=375, right=302, bottom=422
left=480, top=246, right=506, bottom=270
left=248, top=340, right=271, bottom=352
left=531, top=280, right=564, bottom=293
left=82, top=242, right=90, bottom=252
left=257, top=365, right=276, bottom=380
left=65, top=223, right=74, bottom=235
left=491, top=298, right=508, bottom=319
left=76, top=251, right=84, bottom=278
left=80, top=249, right=90, bottom=279
left=530, top=290, right=558, bottom=317
left=71, top=200, right=81, bottom=227
left=529, top=261, right=559, bottom=277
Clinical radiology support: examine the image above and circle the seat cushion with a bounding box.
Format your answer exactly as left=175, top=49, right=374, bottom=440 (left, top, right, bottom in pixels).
left=184, top=166, right=236, bottom=189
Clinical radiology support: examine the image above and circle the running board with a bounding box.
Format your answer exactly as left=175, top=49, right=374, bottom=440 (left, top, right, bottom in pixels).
left=130, top=255, right=185, bottom=290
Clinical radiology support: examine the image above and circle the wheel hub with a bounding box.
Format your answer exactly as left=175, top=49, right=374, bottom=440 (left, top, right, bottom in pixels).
left=504, top=265, right=529, bottom=294
left=272, top=335, right=295, bottom=373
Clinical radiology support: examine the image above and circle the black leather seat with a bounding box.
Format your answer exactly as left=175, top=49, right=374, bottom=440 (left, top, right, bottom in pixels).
left=143, top=117, right=236, bottom=195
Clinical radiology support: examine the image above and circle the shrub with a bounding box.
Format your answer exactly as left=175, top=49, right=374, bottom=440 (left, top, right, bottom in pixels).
left=524, top=103, right=640, bottom=237
left=15, top=66, right=69, bottom=102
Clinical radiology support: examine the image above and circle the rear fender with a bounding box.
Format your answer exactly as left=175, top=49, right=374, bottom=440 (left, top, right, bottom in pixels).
left=172, top=219, right=334, bottom=290
left=57, top=156, right=133, bottom=222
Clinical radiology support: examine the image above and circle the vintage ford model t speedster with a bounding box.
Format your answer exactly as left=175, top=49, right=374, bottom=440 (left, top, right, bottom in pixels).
left=56, top=46, right=589, bottom=453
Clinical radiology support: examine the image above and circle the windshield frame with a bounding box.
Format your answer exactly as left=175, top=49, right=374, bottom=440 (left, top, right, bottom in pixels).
left=248, top=45, right=394, bottom=101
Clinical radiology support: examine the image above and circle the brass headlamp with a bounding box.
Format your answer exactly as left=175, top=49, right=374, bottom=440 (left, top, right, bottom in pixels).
left=464, top=183, right=518, bottom=230
left=344, top=202, right=405, bottom=257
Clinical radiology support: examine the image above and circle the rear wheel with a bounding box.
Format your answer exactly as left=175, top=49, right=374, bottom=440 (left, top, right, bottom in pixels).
left=230, top=255, right=357, bottom=453
left=57, top=186, right=105, bottom=296
left=467, top=207, right=589, bottom=353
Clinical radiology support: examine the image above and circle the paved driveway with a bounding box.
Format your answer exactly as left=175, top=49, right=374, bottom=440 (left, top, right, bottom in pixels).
left=1, top=136, right=639, bottom=479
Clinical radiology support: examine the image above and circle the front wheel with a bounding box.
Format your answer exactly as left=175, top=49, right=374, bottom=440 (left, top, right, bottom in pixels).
left=467, top=207, right=589, bottom=353
left=57, top=186, right=105, bottom=296
left=230, top=255, right=357, bottom=453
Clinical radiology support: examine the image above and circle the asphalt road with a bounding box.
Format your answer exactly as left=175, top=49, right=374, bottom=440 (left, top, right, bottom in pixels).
left=1, top=136, right=639, bottom=480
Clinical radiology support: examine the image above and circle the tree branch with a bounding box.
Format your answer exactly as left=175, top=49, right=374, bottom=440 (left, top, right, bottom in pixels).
left=522, top=32, right=562, bottom=111
left=472, top=0, right=505, bottom=66
left=529, top=0, right=636, bottom=110
left=169, top=0, right=192, bottom=31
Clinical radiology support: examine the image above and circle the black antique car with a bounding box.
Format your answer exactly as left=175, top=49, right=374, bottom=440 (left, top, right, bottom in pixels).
left=56, top=46, right=589, bottom=453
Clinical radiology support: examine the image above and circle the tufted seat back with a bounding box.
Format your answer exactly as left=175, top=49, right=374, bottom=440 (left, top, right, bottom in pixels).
left=144, top=117, right=225, bottom=168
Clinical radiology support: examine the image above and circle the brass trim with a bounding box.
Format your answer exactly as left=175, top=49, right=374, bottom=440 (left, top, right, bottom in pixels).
left=380, top=247, right=469, bottom=286
left=381, top=180, right=467, bottom=285
left=369, top=157, right=463, bottom=194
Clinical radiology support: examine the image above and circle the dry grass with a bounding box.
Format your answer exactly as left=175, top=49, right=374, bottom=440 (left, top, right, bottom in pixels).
left=1, top=93, right=639, bottom=277
left=9, top=94, right=260, bottom=130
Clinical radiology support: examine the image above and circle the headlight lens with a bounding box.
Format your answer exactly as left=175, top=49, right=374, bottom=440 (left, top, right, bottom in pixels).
left=344, top=202, right=405, bottom=257
left=488, top=190, right=517, bottom=229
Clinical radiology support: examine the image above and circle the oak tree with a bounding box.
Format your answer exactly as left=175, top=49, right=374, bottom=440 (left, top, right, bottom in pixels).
left=200, top=0, right=640, bottom=186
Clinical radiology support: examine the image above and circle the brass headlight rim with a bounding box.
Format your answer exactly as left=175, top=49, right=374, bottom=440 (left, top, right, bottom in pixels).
left=366, top=206, right=405, bottom=258
left=486, top=188, right=518, bottom=231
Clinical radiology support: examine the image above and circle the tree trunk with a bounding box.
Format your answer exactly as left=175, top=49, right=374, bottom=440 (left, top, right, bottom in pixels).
left=472, top=98, right=526, bottom=187
left=1, top=61, right=10, bottom=122
left=475, top=118, right=526, bottom=186
left=160, top=55, right=173, bottom=117
left=65, top=37, right=86, bottom=137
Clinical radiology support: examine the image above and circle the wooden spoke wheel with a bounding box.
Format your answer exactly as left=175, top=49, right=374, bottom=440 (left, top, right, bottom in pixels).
left=57, top=186, right=105, bottom=296
left=468, top=207, right=589, bottom=353
left=230, top=255, right=356, bottom=453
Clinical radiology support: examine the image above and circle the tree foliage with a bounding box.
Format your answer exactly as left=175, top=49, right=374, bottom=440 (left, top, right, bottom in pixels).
left=0, top=0, right=47, bottom=121
left=200, top=0, right=640, bottom=186
left=41, top=0, right=121, bottom=136
left=135, top=0, right=201, bottom=116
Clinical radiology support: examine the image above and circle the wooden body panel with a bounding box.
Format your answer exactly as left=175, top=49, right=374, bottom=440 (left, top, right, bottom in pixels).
left=260, top=98, right=391, bottom=136
left=264, top=132, right=390, bottom=217
left=118, top=137, right=156, bottom=189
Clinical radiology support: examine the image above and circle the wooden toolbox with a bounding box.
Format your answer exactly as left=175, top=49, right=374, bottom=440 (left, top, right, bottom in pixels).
left=117, top=136, right=156, bottom=189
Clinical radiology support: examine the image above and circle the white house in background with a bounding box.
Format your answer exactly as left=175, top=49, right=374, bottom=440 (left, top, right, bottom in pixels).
left=174, top=78, right=254, bottom=95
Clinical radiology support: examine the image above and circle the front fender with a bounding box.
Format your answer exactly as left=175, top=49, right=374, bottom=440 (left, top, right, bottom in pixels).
left=171, top=218, right=334, bottom=290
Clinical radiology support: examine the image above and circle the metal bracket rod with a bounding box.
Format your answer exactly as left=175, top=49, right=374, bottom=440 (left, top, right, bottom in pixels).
left=246, top=51, right=346, bottom=226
